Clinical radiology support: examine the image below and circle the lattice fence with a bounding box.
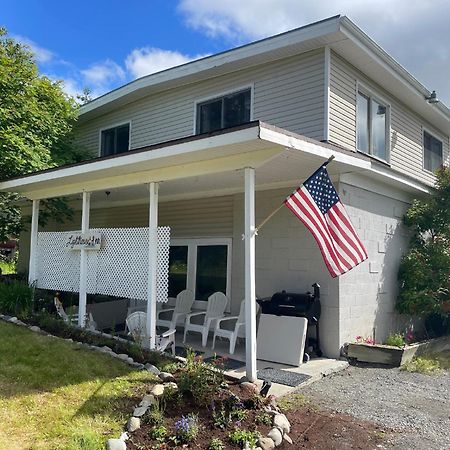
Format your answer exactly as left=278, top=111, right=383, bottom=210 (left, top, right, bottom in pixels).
left=36, top=227, right=170, bottom=302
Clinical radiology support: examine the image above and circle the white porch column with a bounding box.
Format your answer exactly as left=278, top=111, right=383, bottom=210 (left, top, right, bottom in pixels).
left=28, top=199, right=40, bottom=285
left=244, top=167, right=257, bottom=381
left=78, top=191, right=91, bottom=327
left=146, top=182, right=159, bottom=349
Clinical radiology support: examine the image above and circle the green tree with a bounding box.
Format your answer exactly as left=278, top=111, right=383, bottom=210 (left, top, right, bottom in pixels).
left=397, top=167, right=450, bottom=326
left=0, top=27, right=89, bottom=241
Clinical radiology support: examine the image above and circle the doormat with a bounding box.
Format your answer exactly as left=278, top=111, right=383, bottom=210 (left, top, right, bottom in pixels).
left=175, top=346, right=204, bottom=358
left=257, top=368, right=311, bottom=387
left=204, top=356, right=245, bottom=371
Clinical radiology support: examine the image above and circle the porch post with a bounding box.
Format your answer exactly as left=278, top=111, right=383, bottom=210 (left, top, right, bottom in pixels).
left=244, top=167, right=257, bottom=382
left=78, top=191, right=91, bottom=327
left=28, top=199, right=40, bottom=285
left=146, top=182, right=159, bottom=349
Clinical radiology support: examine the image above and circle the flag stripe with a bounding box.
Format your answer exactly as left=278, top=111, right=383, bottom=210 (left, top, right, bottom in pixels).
left=325, top=215, right=360, bottom=265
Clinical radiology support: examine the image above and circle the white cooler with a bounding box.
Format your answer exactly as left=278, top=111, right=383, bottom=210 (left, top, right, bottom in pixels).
left=256, top=314, right=308, bottom=366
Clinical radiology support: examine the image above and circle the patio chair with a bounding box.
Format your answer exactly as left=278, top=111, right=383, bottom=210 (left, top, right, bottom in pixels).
left=125, top=311, right=176, bottom=355
left=183, top=291, right=229, bottom=347
left=156, top=289, right=194, bottom=330
left=54, top=297, right=97, bottom=330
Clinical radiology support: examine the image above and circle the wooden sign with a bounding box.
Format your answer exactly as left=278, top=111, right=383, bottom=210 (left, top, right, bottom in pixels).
left=66, top=233, right=102, bottom=250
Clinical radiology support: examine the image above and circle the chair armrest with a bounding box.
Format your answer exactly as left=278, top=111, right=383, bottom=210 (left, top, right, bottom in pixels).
left=185, top=311, right=206, bottom=320
left=157, top=307, right=175, bottom=319
left=161, top=328, right=176, bottom=338
left=216, top=315, right=238, bottom=325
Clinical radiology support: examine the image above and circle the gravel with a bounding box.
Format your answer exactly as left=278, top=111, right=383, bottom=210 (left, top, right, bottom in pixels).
left=301, top=364, right=450, bottom=449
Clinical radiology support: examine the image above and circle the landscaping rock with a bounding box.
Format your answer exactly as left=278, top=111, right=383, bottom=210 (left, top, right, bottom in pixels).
left=267, top=428, right=283, bottom=447
left=283, top=433, right=293, bottom=445
left=8, top=317, right=18, bottom=323
left=240, top=381, right=259, bottom=395
left=159, top=371, right=175, bottom=382
left=127, top=417, right=140, bottom=432
left=29, top=326, right=41, bottom=333
left=150, top=384, right=165, bottom=397
left=117, top=353, right=130, bottom=361
left=258, top=436, right=275, bottom=450
left=273, top=413, right=290, bottom=434
left=139, top=394, right=156, bottom=408
left=101, top=346, right=113, bottom=352
left=106, top=439, right=126, bottom=450
left=144, top=363, right=160, bottom=376
left=132, top=405, right=149, bottom=417
left=119, top=432, right=129, bottom=441
left=165, top=382, right=178, bottom=391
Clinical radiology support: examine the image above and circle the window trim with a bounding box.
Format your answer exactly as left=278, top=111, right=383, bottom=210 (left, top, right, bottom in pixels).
left=169, top=237, right=232, bottom=311
left=356, top=82, right=391, bottom=163
left=422, top=126, right=444, bottom=174
left=98, top=120, right=132, bottom=157
left=193, top=84, right=254, bottom=135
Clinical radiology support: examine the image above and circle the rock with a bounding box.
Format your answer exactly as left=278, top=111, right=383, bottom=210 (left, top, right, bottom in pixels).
left=133, top=405, right=149, bottom=417
left=150, top=384, right=165, bottom=397
left=8, top=317, right=18, bottom=323
left=240, top=381, right=259, bottom=395
left=117, top=353, right=130, bottom=361
left=139, top=394, right=156, bottom=408
left=101, top=346, right=113, bottom=352
left=165, top=382, right=178, bottom=391
left=106, top=439, right=126, bottom=450
left=267, top=428, right=283, bottom=447
left=131, top=362, right=145, bottom=369
left=126, top=357, right=134, bottom=364
left=127, top=417, right=140, bottom=432
left=29, top=326, right=41, bottom=332
left=283, top=433, right=293, bottom=445
left=159, top=371, right=175, bottom=382
left=144, top=363, right=160, bottom=376
left=273, top=413, right=290, bottom=434
left=119, top=432, right=129, bottom=441
left=258, top=436, right=275, bottom=450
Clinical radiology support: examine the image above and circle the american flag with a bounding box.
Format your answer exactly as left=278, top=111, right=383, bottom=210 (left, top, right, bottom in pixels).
left=285, top=164, right=368, bottom=278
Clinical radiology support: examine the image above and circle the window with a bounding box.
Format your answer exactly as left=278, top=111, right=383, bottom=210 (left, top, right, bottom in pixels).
left=423, top=131, right=443, bottom=172
left=167, top=239, right=231, bottom=307
left=357, top=91, right=389, bottom=161
left=100, top=123, right=130, bottom=156
left=196, top=88, right=251, bottom=134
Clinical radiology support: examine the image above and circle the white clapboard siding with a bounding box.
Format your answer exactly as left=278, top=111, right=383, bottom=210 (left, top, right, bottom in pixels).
left=329, top=52, right=449, bottom=185
left=75, top=50, right=325, bottom=155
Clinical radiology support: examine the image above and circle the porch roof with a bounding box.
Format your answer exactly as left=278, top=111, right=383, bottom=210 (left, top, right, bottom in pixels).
left=0, top=122, right=429, bottom=201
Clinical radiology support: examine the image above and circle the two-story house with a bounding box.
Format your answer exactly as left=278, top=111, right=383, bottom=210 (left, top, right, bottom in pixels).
left=2, top=15, right=449, bottom=380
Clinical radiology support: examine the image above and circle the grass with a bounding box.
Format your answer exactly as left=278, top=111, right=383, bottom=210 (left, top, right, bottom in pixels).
left=0, top=260, right=16, bottom=275
left=402, top=350, right=450, bottom=374
left=0, top=321, right=157, bottom=450
left=277, top=393, right=311, bottom=412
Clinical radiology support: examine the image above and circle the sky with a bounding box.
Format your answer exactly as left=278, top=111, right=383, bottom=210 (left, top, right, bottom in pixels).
left=2, top=0, right=450, bottom=105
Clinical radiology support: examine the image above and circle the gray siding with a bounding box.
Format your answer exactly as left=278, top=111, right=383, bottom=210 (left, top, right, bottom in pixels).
left=75, top=50, right=325, bottom=156
left=329, top=52, right=450, bottom=185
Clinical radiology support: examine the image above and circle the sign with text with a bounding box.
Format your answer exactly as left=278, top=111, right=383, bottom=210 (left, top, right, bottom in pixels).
left=66, top=233, right=102, bottom=250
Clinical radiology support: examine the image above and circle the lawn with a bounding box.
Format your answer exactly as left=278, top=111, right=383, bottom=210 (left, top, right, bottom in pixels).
left=0, top=321, right=156, bottom=450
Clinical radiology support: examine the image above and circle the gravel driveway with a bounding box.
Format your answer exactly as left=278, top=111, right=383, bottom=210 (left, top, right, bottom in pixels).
left=301, top=364, right=450, bottom=450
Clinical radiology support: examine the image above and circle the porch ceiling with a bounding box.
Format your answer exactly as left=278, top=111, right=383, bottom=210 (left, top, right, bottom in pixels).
left=0, top=122, right=371, bottom=201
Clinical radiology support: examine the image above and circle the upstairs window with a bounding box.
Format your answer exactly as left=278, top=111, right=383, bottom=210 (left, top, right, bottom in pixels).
left=196, top=88, right=251, bottom=134
left=100, top=123, right=130, bottom=156
left=423, top=131, right=443, bottom=172
left=357, top=91, right=389, bottom=161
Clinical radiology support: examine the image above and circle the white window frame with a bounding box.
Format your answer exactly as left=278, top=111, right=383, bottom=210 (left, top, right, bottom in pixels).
left=422, top=126, right=444, bottom=173
left=98, top=120, right=132, bottom=157
left=193, top=84, right=254, bottom=135
left=356, top=82, right=391, bottom=163
left=169, top=237, right=232, bottom=311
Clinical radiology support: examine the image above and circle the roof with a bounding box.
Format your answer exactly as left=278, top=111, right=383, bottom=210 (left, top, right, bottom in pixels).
left=78, top=15, right=450, bottom=134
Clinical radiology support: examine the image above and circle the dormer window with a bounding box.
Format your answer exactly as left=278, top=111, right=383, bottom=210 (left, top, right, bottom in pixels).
left=100, top=123, right=130, bottom=156
left=196, top=88, right=251, bottom=134
left=357, top=91, right=389, bottom=161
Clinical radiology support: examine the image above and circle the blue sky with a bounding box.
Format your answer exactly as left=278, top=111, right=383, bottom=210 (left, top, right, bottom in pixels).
left=3, top=0, right=450, bottom=104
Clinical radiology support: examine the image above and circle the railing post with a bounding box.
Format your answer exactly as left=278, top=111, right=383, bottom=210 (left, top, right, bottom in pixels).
left=28, top=199, right=40, bottom=285
left=78, top=191, right=91, bottom=327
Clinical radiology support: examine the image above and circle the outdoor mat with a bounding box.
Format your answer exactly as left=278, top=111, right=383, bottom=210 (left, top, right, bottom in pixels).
left=257, top=368, right=312, bottom=387
left=204, top=356, right=245, bottom=371
left=175, top=346, right=204, bottom=358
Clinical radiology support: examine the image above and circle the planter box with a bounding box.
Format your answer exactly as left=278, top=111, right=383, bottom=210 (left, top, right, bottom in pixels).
left=348, top=335, right=450, bottom=366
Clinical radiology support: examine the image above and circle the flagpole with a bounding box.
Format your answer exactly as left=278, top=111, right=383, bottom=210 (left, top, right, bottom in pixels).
left=254, top=154, right=335, bottom=234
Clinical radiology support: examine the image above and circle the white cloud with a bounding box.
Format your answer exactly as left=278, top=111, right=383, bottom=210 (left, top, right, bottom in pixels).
left=12, top=34, right=54, bottom=63
left=125, top=47, right=207, bottom=79
left=81, top=59, right=126, bottom=87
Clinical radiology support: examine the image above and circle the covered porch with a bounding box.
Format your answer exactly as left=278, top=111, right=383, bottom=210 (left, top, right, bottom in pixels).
left=0, top=121, right=370, bottom=381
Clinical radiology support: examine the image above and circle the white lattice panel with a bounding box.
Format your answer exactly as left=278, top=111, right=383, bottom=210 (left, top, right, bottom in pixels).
left=36, top=231, right=80, bottom=292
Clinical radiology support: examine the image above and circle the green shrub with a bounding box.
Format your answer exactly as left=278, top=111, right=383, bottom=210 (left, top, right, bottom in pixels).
left=255, top=411, right=272, bottom=426
left=174, top=413, right=200, bottom=443
left=0, top=280, right=34, bottom=315
left=208, top=438, right=225, bottom=450
left=228, top=429, right=260, bottom=447
left=149, top=425, right=167, bottom=442
left=385, top=333, right=405, bottom=347
left=212, top=394, right=248, bottom=429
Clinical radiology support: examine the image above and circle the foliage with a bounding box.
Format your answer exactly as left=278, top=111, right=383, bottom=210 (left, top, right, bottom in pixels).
left=385, top=333, right=405, bottom=347
left=174, top=413, right=200, bottom=443
left=0, top=279, right=34, bottom=315
left=255, top=411, right=272, bottom=426
left=277, top=393, right=310, bottom=412
left=208, top=438, right=225, bottom=450
left=211, top=393, right=248, bottom=429
left=228, top=429, right=260, bottom=447
left=178, top=349, right=226, bottom=406
left=0, top=258, right=16, bottom=275
left=402, top=350, right=450, bottom=374
left=0, top=28, right=90, bottom=241
left=149, top=425, right=168, bottom=442
left=397, top=167, right=450, bottom=321
left=145, top=406, right=165, bottom=426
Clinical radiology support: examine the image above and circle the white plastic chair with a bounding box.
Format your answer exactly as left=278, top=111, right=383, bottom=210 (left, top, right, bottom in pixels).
left=183, top=292, right=229, bottom=347
left=156, top=289, right=194, bottom=330
left=125, top=311, right=176, bottom=355
left=212, top=300, right=260, bottom=355
left=54, top=297, right=97, bottom=330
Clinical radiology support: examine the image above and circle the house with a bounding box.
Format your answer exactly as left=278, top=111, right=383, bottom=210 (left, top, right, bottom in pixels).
left=1, top=15, right=449, bottom=381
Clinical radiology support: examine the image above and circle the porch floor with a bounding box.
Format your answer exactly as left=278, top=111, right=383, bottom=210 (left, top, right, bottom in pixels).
left=173, top=329, right=349, bottom=397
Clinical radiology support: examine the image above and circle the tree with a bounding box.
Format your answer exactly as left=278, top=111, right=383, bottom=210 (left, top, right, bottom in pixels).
left=0, top=28, right=89, bottom=241
left=397, top=167, right=450, bottom=331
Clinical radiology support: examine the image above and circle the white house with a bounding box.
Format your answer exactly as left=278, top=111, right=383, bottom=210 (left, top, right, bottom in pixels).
left=1, top=15, right=449, bottom=380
